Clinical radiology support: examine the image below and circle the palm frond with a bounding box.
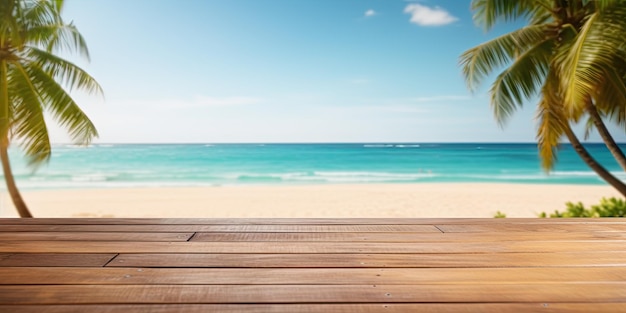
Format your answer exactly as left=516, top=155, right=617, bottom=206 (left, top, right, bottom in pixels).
left=536, top=98, right=566, bottom=171
left=25, top=61, right=98, bottom=145
left=558, top=6, right=626, bottom=116
left=22, top=0, right=60, bottom=29
left=26, top=47, right=101, bottom=95
left=35, top=23, right=90, bottom=60
left=591, top=0, right=624, bottom=11
left=536, top=73, right=567, bottom=171
left=489, top=38, right=552, bottom=126
left=53, top=0, right=64, bottom=12
left=460, top=24, right=549, bottom=92
left=53, top=23, right=90, bottom=59
left=557, top=12, right=605, bottom=114
left=0, top=0, right=23, bottom=48
left=8, top=62, right=51, bottom=165
left=18, top=0, right=90, bottom=59
left=593, top=66, right=626, bottom=128
left=0, top=0, right=101, bottom=169
left=583, top=115, right=595, bottom=140
left=471, top=0, right=554, bottom=30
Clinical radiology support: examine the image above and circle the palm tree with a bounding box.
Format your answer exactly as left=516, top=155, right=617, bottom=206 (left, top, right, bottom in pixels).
left=0, top=0, right=102, bottom=217
left=460, top=0, right=626, bottom=196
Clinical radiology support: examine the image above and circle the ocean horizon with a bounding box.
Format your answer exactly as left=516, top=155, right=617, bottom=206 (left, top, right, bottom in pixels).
left=3, top=142, right=625, bottom=191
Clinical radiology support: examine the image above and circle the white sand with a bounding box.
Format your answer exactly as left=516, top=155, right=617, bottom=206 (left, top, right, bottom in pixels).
left=0, top=183, right=620, bottom=218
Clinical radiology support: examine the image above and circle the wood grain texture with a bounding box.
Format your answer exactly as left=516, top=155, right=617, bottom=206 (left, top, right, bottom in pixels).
left=1, top=304, right=625, bottom=313
left=106, top=252, right=626, bottom=268
left=2, top=284, right=626, bottom=304
left=2, top=267, right=626, bottom=285
left=0, top=232, right=193, bottom=241
left=0, top=302, right=626, bottom=313
left=1, top=217, right=625, bottom=225
left=1, top=240, right=625, bottom=253
left=0, top=254, right=116, bottom=267
left=191, top=231, right=626, bottom=242
left=437, top=224, right=626, bottom=232
left=0, top=224, right=440, bottom=232
left=2, top=218, right=625, bottom=311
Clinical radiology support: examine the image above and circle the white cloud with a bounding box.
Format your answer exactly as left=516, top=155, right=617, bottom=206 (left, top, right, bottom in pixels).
left=404, top=4, right=457, bottom=26
left=364, top=9, right=376, bottom=17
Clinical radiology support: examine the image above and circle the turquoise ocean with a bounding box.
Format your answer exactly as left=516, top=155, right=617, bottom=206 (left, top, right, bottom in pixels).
left=5, top=143, right=626, bottom=191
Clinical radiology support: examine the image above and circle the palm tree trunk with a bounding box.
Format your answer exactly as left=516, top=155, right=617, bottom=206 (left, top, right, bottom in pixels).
left=564, top=125, right=626, bottom=197
left=0, top=139, right=32, bottom=218
left=585, top=101, right=626, bottom=171
left=0, top=59, right=31, bottom=217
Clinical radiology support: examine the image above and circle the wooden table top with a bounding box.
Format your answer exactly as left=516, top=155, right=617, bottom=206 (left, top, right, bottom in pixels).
left=0, top=218, right=625, bottom=312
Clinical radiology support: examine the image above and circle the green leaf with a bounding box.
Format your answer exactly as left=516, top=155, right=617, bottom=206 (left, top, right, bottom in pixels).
left=0, top=0, right=101, bottom=167
left=460, top=24, right=549, bottom=92
left=489, top=38, right=552, bottom=126
left=535, top=72, right=567, bottom=171
left=558, top=7, right=626, bottom=118
left=471, top=0, right=553, bottom=31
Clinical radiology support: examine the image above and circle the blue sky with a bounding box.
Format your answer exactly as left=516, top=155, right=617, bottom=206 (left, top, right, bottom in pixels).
left=55, top=0, right=626, bottom=143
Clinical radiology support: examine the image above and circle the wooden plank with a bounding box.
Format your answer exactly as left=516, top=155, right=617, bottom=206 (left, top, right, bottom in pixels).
left=0, top=254, right=116, bottom=267
left=2, top=240, right=625, bottom=253
left=0, top=218, right=446, bottom=225
left=0, top=232, right=193, bottom=241
left=0, top=224, right=440, bottom=233
left=437, top=224, right=626, bottom=233
left=1, top=217, right=625, bottom=225
left=1, top=303, right=625, bottom=313
left=1, top=218, right=625, bottom=310
left=3, top=222, right=625, bottom=233
left=191, top=231, right=626, bottom=242
left=2, top=267, right=626, bottom=285
left=2, top=284, right=626, bottom=304
left=107, top=252, right=626, bottom=268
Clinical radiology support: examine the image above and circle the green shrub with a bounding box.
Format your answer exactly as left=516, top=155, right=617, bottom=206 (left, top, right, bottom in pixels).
left=594, top=197, right=626, bottom=217
left=493, top=211, right=507, bottom=218
left=539, top=197, right=626, bottom=218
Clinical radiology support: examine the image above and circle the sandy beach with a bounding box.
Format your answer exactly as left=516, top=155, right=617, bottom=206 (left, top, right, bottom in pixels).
left=0, top=183, right=620, bottom=218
